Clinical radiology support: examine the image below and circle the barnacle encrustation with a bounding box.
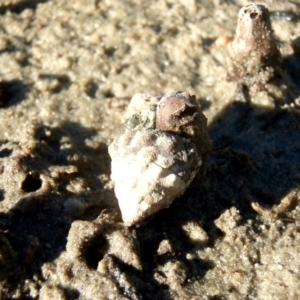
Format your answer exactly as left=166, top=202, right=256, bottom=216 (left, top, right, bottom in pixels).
left=108, top=91, right=211, bottom=226
left=227, top=4, right=282, bottom=88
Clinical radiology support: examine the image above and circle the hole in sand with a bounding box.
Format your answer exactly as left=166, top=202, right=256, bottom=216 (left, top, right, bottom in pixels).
left=21, top=174, right=42, bottom=192
left=0, top=148, right=12, bottom=158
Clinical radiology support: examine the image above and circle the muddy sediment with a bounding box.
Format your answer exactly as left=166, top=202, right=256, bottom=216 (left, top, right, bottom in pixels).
left=0, top=0, right=300, bottom=299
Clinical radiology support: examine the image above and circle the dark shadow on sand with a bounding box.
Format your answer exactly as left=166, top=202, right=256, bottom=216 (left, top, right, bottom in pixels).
left=1, top=42, right=300, bottom=300
left=123, top=98, right=300, bottom=299
left=0, top=80, right=29, bottom=108
left=0, top=0, right=49, bottom=15
left=127, top=48, right=300, bottom=298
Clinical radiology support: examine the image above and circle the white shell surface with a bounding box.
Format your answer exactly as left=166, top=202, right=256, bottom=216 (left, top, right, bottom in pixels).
left=122, top=93, right=159, bottom=122
left=109, top=129, right=201, bottom=226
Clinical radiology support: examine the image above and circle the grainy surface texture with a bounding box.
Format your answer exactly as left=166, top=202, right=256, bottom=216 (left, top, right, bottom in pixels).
left=0, top=0, right=300, bottom=299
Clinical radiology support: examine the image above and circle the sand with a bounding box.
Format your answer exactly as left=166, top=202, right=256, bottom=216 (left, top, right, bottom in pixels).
left=0, top=0, right=300, bottom=299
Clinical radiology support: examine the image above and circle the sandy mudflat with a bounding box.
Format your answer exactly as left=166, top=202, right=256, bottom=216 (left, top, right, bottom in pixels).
left=0, top=0, right=300, bottom=299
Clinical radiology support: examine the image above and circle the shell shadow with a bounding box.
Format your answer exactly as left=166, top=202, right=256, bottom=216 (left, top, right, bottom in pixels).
left=126, top=97, right=300, bottom=298
left=208, top=101, right=300, bottom=208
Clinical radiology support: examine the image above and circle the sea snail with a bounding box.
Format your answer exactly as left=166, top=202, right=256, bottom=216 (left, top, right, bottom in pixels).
left=108, top=91, right=211, bottom=226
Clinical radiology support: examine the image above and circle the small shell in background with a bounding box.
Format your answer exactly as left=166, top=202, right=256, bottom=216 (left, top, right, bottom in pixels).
left=227, top=4, right=282, bottom=86
left=108, top=91, right=211, bottom=226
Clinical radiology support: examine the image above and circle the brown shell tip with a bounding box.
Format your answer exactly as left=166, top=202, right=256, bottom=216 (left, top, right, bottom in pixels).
left=228, top=4, right=282, bottom=85
left=156, top=91, right=197, bottom=132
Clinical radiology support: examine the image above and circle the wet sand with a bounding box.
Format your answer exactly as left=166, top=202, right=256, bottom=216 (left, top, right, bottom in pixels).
left=0, top=0, right=300, bottom=299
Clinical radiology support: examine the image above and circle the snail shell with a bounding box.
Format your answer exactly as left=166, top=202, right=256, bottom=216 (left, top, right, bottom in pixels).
left=156, top=91, right=211, bottom=158
left=109, top=129, right=201, bottom=226
left=227, top=4, right=282, bottom=84
left=108, top=91, right=210, bottom=226
left=156, top=91, right=197, bottom=133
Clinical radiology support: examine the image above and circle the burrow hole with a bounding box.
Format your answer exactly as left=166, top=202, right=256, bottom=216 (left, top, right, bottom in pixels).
left=21, top=174, right=42, bottom=192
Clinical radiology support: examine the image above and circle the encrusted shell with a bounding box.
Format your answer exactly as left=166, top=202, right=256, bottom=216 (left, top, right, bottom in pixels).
left=156, top=91, right=211, bottom=158
left=227, top=4, right=281, bottom=85
left=156, top=91, right=197, bottom=132
left=108, top=91, right=210, bottom=226
left=109, top=129, right=201, bottom=226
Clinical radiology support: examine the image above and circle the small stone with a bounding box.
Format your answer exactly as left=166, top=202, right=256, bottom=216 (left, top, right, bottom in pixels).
left=157, top=239, right=173, bottom=256
left=182, top=221, right=208, bottom=244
